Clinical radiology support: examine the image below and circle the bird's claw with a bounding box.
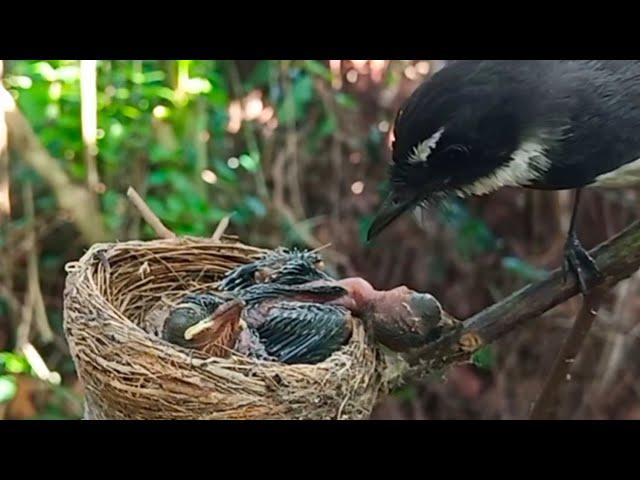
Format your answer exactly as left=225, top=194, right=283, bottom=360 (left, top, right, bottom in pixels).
left=562, top=235, right=603, bottom=295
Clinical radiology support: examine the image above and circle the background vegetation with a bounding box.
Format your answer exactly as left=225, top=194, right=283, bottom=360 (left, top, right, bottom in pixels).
left=1, top=60, right=639, bottom=419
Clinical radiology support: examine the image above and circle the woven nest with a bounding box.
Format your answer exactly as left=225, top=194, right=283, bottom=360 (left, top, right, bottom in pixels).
left=63, top=237, right=407, bottom=420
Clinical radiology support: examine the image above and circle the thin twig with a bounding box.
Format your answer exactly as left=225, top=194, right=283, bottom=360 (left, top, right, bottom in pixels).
left=21, top=343, right=61, bottom=385
left=0, top=59, right=10, bottom=220
left=211, top=214, right=232, bottom=242
left=126, top=186, right=176, bottom=240
left=226, top=61, right=269, bottom=200
left=529, top=288, right=605, bottom=420
left=80, top=60, right=100, bottom=192
left=3, top=85, right=108, bottom=243
left=594, top=273, right=639, bottom=395
left=17, top=182, right=54, bottom=346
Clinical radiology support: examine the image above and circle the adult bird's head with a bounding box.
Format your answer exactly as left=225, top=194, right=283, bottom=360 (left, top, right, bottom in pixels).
left=367, top=60, right=561, bottom=240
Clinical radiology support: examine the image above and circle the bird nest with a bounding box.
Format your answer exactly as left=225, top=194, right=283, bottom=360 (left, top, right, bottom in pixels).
left=63, top=237, right=407, bottom=420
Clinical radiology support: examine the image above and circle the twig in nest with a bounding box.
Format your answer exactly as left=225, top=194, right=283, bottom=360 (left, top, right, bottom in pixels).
left=126, top=186, right=176, bottom=240
left=529, top=288, right=605, bottom=420
left=211, top=214, right=232, bottom=242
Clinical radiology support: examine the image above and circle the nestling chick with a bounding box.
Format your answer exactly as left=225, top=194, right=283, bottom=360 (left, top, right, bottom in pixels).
left=161, top=293, right=245, bottom=357
left=218, top=248, right=331, bottom=292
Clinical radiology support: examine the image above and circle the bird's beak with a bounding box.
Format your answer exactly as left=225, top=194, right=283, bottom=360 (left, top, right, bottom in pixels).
left=367, top=192, right=418, bottom=241
left=183, top=299, right=244, bottom=340
left=184, top=315, right=216, bottom=340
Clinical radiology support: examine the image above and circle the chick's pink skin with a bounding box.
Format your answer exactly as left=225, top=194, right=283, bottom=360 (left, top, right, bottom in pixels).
left=280, top=275, right=429, bottom=324
left=330, top=277, right=416, bottom=318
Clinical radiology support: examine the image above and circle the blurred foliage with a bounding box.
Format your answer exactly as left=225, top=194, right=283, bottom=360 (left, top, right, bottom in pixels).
left=0, top=352, right=31, bottom=404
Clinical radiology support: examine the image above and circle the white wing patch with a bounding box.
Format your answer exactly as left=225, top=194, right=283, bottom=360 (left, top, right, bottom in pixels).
left=592, top=157, right=640, bottom=187
left=456, top=140, right=552, bottom=197
left=408, top=127, right=445, bottom=164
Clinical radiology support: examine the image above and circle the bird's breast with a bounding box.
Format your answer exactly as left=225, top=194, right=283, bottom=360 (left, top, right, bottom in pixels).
left=590, top=157, right=640, bottom=188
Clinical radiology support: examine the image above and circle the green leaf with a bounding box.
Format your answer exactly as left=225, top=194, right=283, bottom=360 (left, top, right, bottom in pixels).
left=246, top=61, right=274, bottom=89
left=0, top=352, right=31, bottom=374
left=184, top=77, right=212, bottom=95
left=33, top=61, right=57, bottom=81
left=335, top=92, right=358, bottom=109
left=471, top=346, right=494, bottom=370
left=277, top=74, right=315, bottom=124
left=277, top=94, right=296, bottom=125
left=293, top=74, right=314, bottom=105
left=213, top=159, right=238, bottom=183
left=0, top=375, right=17, bottom=403
left=148, top=170, right=170, bottom=186
left=393, top=384, right=417, bottom=401
left=121, top=105, right=142, bottom=119
left=317, top=113, right=337, bottom=138
left=239, top=154, right=259, bottom=172
left=358, top=215, right=374, bottom=244
left=303, top=60, right=331, bottom=81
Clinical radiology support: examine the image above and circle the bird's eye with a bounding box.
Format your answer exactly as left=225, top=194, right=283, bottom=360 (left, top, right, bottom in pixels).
left=442, top=144, right=470, bottom=158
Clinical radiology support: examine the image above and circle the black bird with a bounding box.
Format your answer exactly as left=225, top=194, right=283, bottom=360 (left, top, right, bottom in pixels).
left=218, top=247, right=332, bottom=292
left=236, top=280, right=353, bottom=364
left=367, top=60, right=640, bottom=293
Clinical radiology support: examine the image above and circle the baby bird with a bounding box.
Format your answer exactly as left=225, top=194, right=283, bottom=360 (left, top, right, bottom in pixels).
left=238, top=281, right=354, bottom=364
left=218, top=248, right=332, bottom=292
left=329, top=278, right=458, bottom=352
left=161, top=293, right=246, bottom=357
left=163, top=249, right=454, bottom=362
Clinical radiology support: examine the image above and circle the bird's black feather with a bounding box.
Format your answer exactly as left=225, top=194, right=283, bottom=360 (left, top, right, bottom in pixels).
left=256, top=302, right=351, bottom=364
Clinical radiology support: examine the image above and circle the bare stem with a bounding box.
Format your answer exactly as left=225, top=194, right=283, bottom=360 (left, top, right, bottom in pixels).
left=126, top=186, right=176, bottom=240
left=529, top=288, right=605, bottom=420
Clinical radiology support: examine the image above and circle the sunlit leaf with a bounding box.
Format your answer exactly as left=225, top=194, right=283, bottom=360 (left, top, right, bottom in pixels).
left=239, top=154, right=259, bottom=172
left=471, top=346, right=494, bottom=370
left=0, top=352, right=30, bottom=374
left=5, top=75, right=33, bottom=89
left=0, top=375, right=17, bottom=403
left=184, top=77, right=212, bottom=95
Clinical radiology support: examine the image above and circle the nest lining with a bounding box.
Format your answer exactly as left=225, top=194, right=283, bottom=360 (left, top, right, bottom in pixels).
left=63, top=237, right=406, bottom=420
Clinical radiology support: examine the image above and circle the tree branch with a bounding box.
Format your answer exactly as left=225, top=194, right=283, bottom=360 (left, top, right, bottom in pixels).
left=0, top=60, right=11, bottom=220
left=405, top=220, right=640, bottom=376
left=1, top=83, right=108, bottom=244
left=529, top=288, right=604, bottom=419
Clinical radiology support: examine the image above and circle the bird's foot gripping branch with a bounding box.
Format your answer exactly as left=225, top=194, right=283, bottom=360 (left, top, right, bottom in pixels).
left=403, top=219, right=640, bottom=378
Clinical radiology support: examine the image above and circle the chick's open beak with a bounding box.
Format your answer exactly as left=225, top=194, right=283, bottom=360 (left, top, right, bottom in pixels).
left=183, top=299, right=244, bottom=340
